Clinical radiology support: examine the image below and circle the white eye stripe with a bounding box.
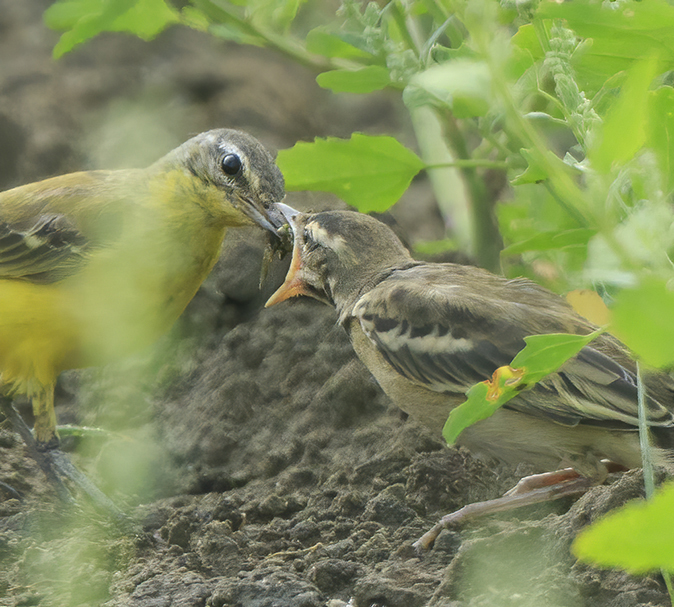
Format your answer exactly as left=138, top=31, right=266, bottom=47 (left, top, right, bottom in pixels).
left=246, top=167, right=260, bottom=191
left=305, top=221, right=355, bottom=261
left=218, top=141, right=243, bottom=156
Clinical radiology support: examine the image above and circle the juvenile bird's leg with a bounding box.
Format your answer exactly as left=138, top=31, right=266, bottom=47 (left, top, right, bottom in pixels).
left=412, top=471, right=596, bottom=552
left=413, top=455, right=632, bottom=552
left=0, top=480, right=22, bottom=500
left=413, top=473, right=594, bottom=552
left=45, top=449, right=126, bottom=520
left=504, top=467, right=585, bottom=496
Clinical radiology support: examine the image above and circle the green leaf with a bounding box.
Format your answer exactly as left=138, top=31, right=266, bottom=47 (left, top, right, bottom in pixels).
left=509, top=331, right=605, bottom=382
left=590, top=56, right=659, bottom=173
left=113, top=0, right=178, bottom=37
left=611, top=278, right=674, bottom=368
left=443, top=330, right=603, bottom=444
left=511, top=23, right=544, bottom=61
left=501, top=228, right=597, bottom=256
left=316, top=66, right=390, bottom=94
left=268, top=0, right=304, bottom=32
left=45, top=0, right=178, bottom=58
left=305, top=28, right=371, bottom=59
left=43, top=0, right=95, bottom=29
left=443, top=379, right=514, bottom=445
left=573, top=481, right=674, bottom=574
left=537, top=0, right=674, bottom=92
left=647, top=86, right=674, bottom=193
left=430, top=43, right=478, bottom=65
left=246, top=0, right=306, bottom=32
left=509, top=23, right=544, bottom=80
left=510, top=148, right=577, bottom=185
left=276, top=134, right=424, bottom=213
left=180, top=6, right=210, bottom=31
left=404, top=59, right=491, bottom=118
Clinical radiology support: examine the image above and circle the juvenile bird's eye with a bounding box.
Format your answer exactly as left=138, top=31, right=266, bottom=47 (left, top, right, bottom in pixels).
left=221, top=154, right=242, bottom=176
left=303, top=228, right=320, bottom=253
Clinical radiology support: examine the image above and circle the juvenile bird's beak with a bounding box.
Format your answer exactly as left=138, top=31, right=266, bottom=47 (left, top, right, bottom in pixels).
left=267, top=202, right=298, bottom=231
left=270, top=202, right=301, bottom=229
left=265, top=204, right=310, bottom=307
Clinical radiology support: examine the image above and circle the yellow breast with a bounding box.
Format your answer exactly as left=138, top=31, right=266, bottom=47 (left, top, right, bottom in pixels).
left=0, top=193, right=228, bottom=391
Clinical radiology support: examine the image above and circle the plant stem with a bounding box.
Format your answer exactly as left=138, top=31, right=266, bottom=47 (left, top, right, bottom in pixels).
left=191, top=0, right=337, bottom=71
left=426, top=159, right=510, bottom=170
left=410, top=105, right=473, bottom=254
left=442, top=113, right=502, bottom=272
left=636, top=361, right=655, bottom=499
left=387, top=1, right=421, bottom=58
left=637, top=362, right=674, bottom=605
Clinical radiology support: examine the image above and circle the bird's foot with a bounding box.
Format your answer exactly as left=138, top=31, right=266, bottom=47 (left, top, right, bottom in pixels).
left=0, top=397, right=126, bottom=520
left=504, top=467, right=580, bottom=496
left=45, top=449, right=126, bottom=519
left=413, top=472, right=594, bottom=553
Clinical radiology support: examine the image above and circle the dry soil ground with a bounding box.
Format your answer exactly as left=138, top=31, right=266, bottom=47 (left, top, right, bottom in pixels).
left=0, top=2, right=669, bottom=606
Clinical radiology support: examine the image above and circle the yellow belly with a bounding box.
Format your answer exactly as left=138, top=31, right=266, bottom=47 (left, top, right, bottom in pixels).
left=0, top=280, right=75, bottom=390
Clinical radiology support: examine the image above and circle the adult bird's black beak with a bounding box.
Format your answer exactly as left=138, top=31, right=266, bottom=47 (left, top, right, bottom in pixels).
left=241, top=197, right=279, bottom=235
left=268, top=202, right=300, bottom=232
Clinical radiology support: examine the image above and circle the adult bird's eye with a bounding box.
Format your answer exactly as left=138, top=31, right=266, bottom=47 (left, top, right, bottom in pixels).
left=221, top=154, right=242, bottom=176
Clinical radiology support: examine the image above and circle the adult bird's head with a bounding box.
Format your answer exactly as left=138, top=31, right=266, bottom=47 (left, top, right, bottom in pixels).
left=266, top=205, right=412, bottom=314
left=154, top=128, right=286, bottom=234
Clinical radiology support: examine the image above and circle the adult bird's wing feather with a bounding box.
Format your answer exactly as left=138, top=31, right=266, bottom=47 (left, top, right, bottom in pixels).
left=352, top=263, right=674, bottom=430
left=0, top=214, right=90, bottom=283
left=0, top=171, right=136, bottom=284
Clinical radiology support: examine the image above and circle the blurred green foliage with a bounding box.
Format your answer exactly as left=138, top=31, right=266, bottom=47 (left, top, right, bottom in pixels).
left=44, top=0, right=674, bottom=592
left=573, top=480, right=674, bottom=574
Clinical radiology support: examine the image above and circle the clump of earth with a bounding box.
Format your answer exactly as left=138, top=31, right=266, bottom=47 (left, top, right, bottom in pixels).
left=0, top=2, right=669, bottom=606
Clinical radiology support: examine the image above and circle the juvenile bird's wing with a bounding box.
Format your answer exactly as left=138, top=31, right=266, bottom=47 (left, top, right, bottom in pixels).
left=0, top=171, right=136, bottom=284
left=352, top=263, right=674, bottom=430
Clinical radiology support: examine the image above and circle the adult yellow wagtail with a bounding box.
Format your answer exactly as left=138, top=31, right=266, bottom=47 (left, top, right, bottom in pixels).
left=0, top=129, right=284, bottom=468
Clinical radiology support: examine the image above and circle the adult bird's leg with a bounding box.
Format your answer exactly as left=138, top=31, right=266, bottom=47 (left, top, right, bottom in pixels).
left=0, top=394, right=74, bottom=504
left=31, top=386, right=59, bottom=448
left=1, top=392, right=125, bottom=519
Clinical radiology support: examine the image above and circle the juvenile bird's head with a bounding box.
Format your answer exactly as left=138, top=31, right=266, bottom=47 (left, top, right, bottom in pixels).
left=155, top=128, right=285, bottom=233
left=266, top=205, right=412, bottom=313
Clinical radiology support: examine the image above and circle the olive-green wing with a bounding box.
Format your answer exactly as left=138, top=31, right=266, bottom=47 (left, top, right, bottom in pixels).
left=0, top=213, right=89, bottom=283
left=0, top=170, right=137, bottom=284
